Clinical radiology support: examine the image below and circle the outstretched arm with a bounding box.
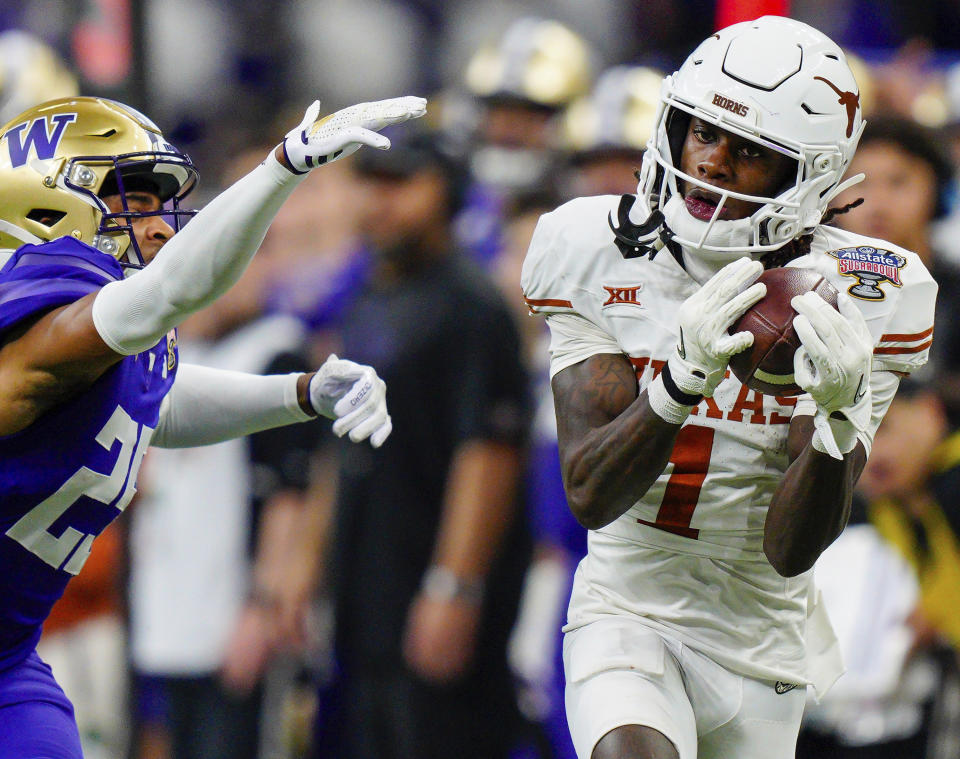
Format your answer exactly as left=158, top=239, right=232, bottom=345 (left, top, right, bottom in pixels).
left=152, top=357, right=391, bottom=449
left=92, top=97, right=427, bottom=356
left=0, top=98, right=425, bottom=436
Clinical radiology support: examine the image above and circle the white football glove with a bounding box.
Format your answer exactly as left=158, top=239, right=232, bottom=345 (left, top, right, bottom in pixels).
left=280, top=96, right=427, bottom=174
left=309, top=354, right=392, bottom=448
left=792, top=292, right=873, bottom=460
left=669, top=257, right=766, bottom=398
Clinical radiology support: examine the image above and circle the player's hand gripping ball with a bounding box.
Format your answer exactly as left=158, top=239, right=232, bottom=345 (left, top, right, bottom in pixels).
left=728, top=267, right=839, bottom=396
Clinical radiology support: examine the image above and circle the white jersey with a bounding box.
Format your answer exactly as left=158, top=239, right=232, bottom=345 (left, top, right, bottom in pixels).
left=521, top=194, right=937, bottom=687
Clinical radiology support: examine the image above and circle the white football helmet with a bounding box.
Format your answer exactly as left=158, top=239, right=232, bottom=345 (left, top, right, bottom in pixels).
left=632, top=15, right=866, bottom=258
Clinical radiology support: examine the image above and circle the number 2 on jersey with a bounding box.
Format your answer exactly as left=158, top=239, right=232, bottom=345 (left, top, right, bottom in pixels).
left=638, top=425, right=715, bottom=539
left=5, top=405, right=152, bottom=574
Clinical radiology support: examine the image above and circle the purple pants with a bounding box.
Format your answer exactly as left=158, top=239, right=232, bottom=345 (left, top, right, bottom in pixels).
left=0, top=650, right=82, bottom=759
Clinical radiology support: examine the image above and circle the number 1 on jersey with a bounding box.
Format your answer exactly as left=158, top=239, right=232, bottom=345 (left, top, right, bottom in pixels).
left=638, top=424, right=715, bottom=539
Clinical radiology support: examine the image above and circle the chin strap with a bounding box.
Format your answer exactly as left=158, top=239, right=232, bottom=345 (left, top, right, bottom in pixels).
left=607, top=194, right=670, bottom=260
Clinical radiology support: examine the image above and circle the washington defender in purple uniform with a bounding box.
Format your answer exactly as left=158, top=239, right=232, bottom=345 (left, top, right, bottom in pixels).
left=0, top=94, right=425, bottom=758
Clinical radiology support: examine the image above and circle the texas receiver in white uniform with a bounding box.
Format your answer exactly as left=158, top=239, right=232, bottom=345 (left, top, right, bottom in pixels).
left=523, top=195, right=936, bottom=757
left=523, top=16, right=937, bottom=759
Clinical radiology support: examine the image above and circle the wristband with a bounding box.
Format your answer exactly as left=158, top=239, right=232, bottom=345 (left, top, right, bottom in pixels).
left=280, top=140, right=309, bottom=175
left=647, top=372, right=697, bottom=426
left=421, top=566, right=484, bottom=606
left=660, top=362, right=705, bottom=406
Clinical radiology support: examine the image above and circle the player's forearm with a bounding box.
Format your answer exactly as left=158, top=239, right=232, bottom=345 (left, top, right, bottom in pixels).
left=553, top=354, right=682, bottom=529
left=564, top=394, right=681, bottom=529
left=763, top=440, right=865, bottom=577
left=151, top=363, right=312, bottom=448
left=293, top=451, right=339, bottom=588
left=429, top=440, right=522, bottom=587
left=92, top=154, right=304, bottom=355
left=255, top=451, right=338, bottom=640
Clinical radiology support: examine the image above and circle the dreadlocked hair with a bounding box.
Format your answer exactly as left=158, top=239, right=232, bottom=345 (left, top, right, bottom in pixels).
left=759, top=198, right=864, bottom=270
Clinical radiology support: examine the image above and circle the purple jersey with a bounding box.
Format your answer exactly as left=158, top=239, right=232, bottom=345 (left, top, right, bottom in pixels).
left=0, top=238, right=176, bottom=672
left=0, top=650, right=81, bottom=758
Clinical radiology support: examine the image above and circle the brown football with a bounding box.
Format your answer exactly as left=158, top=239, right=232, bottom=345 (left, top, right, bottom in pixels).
left=728, top=267, right=839, bottom=396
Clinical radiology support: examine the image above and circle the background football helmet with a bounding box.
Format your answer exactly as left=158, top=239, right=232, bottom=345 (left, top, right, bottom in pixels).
left=636, top=15, right=866, bottom=256
left=0, top=31, right=79, bottom=126
left=562, top=65, right=664, bottom=158
left=0, top=96, right=197, bottom=267
left=462, top=17, right=594, bottom=193
left=464, top=17, right=592, bottom=109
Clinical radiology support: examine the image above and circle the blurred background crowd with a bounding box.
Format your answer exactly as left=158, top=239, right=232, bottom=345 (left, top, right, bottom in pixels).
left=8, top=0, right=960, bottom=758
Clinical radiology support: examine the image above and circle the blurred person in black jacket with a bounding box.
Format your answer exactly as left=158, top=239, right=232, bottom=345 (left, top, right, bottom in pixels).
left=301, top=127, right=533, bottom=759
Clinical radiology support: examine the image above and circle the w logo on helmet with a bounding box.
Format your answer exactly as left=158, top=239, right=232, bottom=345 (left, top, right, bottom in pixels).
left=5, top=113, right=77, bottom=167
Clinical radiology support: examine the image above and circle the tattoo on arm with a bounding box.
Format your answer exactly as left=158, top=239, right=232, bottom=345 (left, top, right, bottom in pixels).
left=553, top=353, right=638, bottom=441
left=552, top=353, right=679, bottom=528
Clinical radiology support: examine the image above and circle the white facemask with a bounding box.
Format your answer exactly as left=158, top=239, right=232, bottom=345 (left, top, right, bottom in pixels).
left=661, top=194, right=756, bottom=261
left=621, top=192, right=760, bottom=282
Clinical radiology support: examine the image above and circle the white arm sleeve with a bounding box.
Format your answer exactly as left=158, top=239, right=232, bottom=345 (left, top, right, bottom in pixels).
left=152, top=363, right=313, bottom=448
left=793, top=369, right=900, bottom=458
left=546, top=312, right=623, bottom=379
left=92, top=153, right=305, bottom=355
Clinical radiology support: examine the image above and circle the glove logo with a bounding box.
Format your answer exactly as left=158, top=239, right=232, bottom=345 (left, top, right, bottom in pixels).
left=677, top=327, right=687, bottom=360
left=351, top=381, right=373, bottom=406
left=827, top=246, right=905, bottom=301
left=853, top=374, right=866, bottom=404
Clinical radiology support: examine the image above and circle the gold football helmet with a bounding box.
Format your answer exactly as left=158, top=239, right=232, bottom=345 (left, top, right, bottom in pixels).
left=561, top=66, right=664, bottom=157
left=464, top=18, right=592, bottom=109
left=0, top=30, right=79, bottom=125
left=0, top=96, right=197, bottom=267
